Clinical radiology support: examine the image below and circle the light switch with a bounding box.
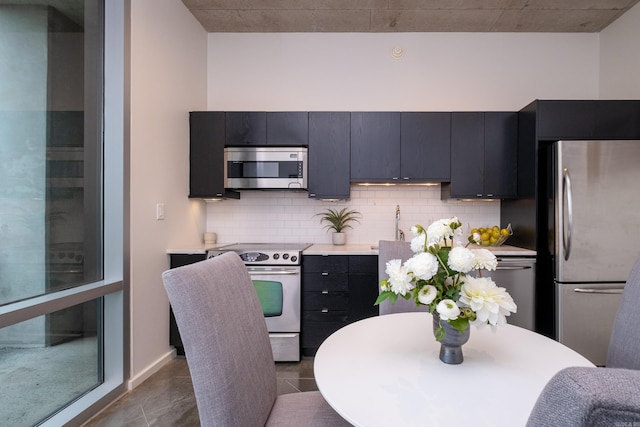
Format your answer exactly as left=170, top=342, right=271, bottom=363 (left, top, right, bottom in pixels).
left=156, top=203, right=165, bottom=220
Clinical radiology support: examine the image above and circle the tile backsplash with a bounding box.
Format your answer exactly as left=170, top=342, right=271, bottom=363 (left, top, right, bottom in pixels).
left=205, top=185, right=500, bottom=245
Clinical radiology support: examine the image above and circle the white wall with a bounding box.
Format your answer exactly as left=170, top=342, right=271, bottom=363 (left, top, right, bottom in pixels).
left=129, top=0, right=207, bottom=386
left=599, top=2, right=640, bottom=98
left=208, top=32, right=599, bottom=112
left=204, top=32, right=600, bottom=244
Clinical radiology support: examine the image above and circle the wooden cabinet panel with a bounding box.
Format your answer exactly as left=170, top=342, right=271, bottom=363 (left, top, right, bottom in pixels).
left=443, top=112, right=517, bottom=199
left=350, top=112, right=401, bottom=181
left=302, top=255, right=378, bottom=356
left=303, top=255, right=349, bottom=272
left=400, top=112, right=451, bottom=182
left=308, top=112, right=351, bottom=199
left=303, top=273, right=349, bottom=292
left=189, top=112, right=239, bottom=199
left=225, top=112, right=266, bottom=145
left=484, top=112, right=518, bottom=197
left=267, top=112, right=308, bottom=146
left=169, top=254, right=206, bottom=355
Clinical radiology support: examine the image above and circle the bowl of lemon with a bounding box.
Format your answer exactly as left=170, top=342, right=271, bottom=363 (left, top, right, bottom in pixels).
left=468, top=224, right=513, bottom=247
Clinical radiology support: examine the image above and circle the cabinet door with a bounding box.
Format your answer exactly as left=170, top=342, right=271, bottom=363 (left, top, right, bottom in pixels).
left=189, top=112, right=239, bottom=199
left=348, top=256, right=379, bottom=321
left=225, top=112, right=266, bottom=145
left=401, top=112, right=451, bottom=182
left=448, top=112, right=484, bottom=197
left=484, top=112, right=518, bottom=198
left=308, top=112, right=351, bottom=199
left=350, top=112, right=401, bottom=181
left=267, top=112, right=308, bottom=146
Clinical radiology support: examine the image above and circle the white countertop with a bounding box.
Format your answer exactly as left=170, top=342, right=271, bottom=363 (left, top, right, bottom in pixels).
left=303, top=243, right=536, bottom=257
left=167, top=243, right=536, bottom=257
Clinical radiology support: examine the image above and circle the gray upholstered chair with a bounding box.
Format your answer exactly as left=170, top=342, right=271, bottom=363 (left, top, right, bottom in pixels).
left=527, top=257, right=640, bottom=426
left=377, top=240, right=429, bottom=315
left=162, top=252, right=351, bottom=427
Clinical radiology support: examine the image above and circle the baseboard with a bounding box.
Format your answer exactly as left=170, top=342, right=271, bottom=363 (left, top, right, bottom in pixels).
left=127, top=348, right=177, bottom=390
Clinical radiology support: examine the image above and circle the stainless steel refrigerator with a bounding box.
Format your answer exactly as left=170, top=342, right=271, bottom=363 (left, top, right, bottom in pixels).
left=552, top=140, right=640, bottom=366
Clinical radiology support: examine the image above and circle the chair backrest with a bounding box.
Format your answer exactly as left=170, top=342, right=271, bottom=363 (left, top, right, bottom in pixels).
left=606, top=256, right=640, bottom=369
left=162, top=252, right=277, bottom=427
left=377, top=240, right=429, bottom=315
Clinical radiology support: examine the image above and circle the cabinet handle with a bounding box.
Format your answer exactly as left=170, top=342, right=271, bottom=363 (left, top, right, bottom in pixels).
left=322, top=290, right=329, bottom=294
left=392, top=177, right=399, bottom=180
left=321, top=272, right=329, bottom=276
left=496, top=266, right=533, bottom=270
left=321, top=308, right=329, bottom=313
left=402, top=177, right=409, bottom=180
left=486, top=194, right=494, bottom=197
left=476, top=194, right=483, bottom=197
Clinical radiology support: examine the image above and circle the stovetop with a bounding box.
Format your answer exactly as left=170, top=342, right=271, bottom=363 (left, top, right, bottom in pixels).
left=206, top=243, right=311, bottom=265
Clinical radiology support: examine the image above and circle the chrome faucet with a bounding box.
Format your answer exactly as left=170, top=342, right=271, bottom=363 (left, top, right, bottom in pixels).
left=395, top=205, right=405, bottom=241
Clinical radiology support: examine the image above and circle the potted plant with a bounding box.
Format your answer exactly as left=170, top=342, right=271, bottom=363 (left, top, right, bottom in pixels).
left=315, top=207, right=361, bottom=246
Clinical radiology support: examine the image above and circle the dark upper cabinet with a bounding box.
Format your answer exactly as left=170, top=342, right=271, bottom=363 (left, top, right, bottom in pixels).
left=225, top=112, right=267, bottom=145
left=515, top=100, right=640, bottom=199
left=351, top=112, right=451, bottom=182
left=225, top=112, right=308, bottom=146
left=267, top=112, right=309, bottom=146
left=189, top=112, right=239, bottom=199
left=350, top=112, right=401, bottom=181
left=308, top=112, right=351, bottom=199
left=535, top=100, right=640, bottom=140
left=442, top=112, right=517, bottom=199
left=401, top=112, right=451, bottom=182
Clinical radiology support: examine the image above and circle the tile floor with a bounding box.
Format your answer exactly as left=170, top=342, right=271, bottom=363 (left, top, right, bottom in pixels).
left=83, top=357, right=318, bottom=426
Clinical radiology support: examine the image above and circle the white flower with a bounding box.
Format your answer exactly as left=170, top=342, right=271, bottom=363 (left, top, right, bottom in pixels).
left=471, top=249, right=498, bottom=271
left=470, top=232, right=482, bottom=244
left=459, top=276, right=517, bottom=328
left=426, top=217, right=462, bottom=248
left=436, top=299, right=460, bottom=320
left=385, top=259, right=415, bottom=296
left=404, top=252, right=438, bottom=281
left=447, top=246, right=475, bottom=273
left=410, top=226, right=427, bottom=254
left=418, top=285, right=438, bottom=305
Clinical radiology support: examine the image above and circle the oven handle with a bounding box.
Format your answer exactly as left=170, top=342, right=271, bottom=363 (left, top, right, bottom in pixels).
left=248, top=270, right=300, bottom=276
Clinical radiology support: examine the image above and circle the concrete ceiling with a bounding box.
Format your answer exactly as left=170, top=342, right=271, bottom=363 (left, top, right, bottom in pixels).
left=182, top=0, right=640, bottom=33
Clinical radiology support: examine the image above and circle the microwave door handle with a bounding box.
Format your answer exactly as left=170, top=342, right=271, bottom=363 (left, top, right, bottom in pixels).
left=563, top=167, right=573, bottom=261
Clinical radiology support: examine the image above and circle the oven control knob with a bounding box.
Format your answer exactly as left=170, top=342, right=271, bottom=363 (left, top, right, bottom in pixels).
left=283, top=253, right=289, bottom=260
left=290, top=255, right=297, bottom=263
left=273, top=253, right=280, bottom=260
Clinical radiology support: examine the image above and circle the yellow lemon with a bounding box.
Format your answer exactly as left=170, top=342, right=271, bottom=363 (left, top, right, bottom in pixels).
left=500, top=228, right=510, bottom=236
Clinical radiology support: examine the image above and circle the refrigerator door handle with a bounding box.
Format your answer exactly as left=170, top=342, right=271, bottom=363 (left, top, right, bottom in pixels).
left=573, top=287, right=625, bottom=295
left=563, top=167, right=573, bottom=261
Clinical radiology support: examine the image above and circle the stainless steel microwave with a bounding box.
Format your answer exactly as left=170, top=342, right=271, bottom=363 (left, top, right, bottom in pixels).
left=224, top=146, right=308, bottom=190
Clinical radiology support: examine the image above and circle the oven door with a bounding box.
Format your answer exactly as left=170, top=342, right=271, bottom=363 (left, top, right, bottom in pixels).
left=248, top=266, right=301, bottom=361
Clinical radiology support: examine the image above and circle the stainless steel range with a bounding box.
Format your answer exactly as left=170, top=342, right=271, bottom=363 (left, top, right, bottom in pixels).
left=207, top=243, right=310, bottom=362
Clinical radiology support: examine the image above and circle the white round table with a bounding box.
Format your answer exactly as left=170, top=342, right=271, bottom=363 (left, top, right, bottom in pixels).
left=314, top=312, right=594, bottom=427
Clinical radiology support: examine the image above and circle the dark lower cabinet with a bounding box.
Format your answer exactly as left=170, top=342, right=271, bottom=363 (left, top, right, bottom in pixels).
left=302, top=254, right=378, bottom=356
left=168, top=254, right=206, bottom=355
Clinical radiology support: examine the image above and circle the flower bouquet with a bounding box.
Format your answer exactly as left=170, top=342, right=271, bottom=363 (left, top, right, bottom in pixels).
left=375, top=217, right=517, bottom=345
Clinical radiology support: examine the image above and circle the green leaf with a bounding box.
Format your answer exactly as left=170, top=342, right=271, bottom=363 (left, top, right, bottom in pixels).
left=374, top=291, right=398, bottom=306
left=448, top=317, right=470, bottom=333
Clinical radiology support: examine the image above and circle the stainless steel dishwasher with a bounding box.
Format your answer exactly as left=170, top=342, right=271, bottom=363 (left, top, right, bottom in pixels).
left=481, top=257, right=536, bottom=331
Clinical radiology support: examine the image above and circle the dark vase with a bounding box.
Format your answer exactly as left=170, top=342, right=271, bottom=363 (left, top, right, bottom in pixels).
left=432, top=312, right=470, bottom=364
